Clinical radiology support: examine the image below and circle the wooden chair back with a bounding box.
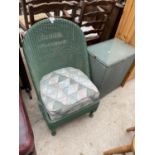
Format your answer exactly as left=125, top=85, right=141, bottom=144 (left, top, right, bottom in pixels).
left=78, top=0, right=116, bottom=44
left=28, top=1, right=78, bottom=26
left=21, top=0, right=58, bottom=29
left=21, top=0, right=81, bottom=29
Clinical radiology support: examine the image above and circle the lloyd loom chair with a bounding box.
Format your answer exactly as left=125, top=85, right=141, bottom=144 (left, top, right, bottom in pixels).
left=23, top=18, right=100, bottom=136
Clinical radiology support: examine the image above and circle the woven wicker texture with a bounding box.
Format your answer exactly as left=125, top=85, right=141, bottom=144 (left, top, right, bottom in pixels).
left=23, top=18, right=90, bottom=97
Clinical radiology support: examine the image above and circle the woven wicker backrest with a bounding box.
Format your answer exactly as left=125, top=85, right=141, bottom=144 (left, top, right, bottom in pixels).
left=23, top=18, right=90, bottom=96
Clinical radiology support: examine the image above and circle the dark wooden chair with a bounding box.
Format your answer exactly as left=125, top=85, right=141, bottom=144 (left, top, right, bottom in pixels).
left=77, top=0, right=116, bottom=45
left=28, top=1, right=78, bottom=26
left=20, top=0, right=80, bottom=29
left=20, top=0, right=53, bottom=29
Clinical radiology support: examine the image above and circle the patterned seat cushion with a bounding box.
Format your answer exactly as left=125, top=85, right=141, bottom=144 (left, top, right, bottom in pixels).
left=40, top=67, right=100, bottom=121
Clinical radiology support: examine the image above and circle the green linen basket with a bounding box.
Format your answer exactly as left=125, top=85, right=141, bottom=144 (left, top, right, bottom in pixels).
left=23, top=18, right=100, bottom=136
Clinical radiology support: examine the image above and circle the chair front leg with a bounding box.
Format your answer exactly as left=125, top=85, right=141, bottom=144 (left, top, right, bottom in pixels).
left=104, top=144, right=132, bottom=155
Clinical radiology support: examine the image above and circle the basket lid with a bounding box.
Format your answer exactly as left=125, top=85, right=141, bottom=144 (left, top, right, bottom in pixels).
left=88, top=38, right=135, bottom=67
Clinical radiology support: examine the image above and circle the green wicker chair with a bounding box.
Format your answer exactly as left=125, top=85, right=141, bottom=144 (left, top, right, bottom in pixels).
left=23, top=18, right=100, bottom=136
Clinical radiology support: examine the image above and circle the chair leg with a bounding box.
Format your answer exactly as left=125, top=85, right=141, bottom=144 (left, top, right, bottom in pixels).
left=126, top=126, right=135, bottom=132
left=104, top=144, right=132, bottom=155
left=51, top=129, right=56, bottom=136
left=89, top=111, right=94, bottom=118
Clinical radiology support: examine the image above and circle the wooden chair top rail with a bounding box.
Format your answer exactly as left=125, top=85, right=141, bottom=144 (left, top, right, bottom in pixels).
left=26, top=0, right=59, bottom=5
left=29, top=1, right=78, bottom=14
left=26, top=0, right=81, bottom=5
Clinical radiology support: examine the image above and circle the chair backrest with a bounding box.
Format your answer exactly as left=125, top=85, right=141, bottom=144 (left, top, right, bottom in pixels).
left=28, top=1, right=78, bottom=25
left=78, top=0, right=115, bottom=44
left=23, top=18, right=90, bottom=97
left=21, top=0, right=81, bottom=29
left=21, top=0, right=58, bottom=29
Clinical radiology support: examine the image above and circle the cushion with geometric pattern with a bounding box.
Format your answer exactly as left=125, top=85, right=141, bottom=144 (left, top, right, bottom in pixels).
left=40, top=67, right=100, bottom=121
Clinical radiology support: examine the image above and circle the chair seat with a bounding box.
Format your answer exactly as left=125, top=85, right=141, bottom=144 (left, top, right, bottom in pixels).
left=40, top=67, right=99, bottom=121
